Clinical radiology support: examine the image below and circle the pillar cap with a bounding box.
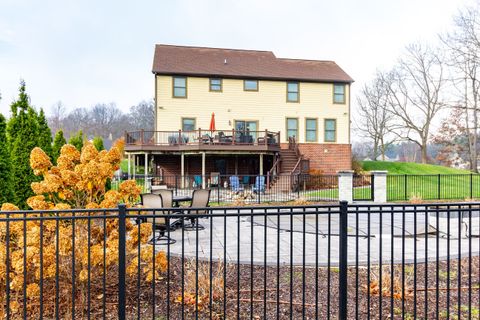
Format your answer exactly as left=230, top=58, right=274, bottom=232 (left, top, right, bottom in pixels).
left=370, top=170, right=388, bottom=175
left=337, top=170, right=354, bottom=175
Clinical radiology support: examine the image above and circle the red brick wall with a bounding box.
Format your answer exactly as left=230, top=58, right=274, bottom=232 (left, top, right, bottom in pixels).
left=299, top=143, right=352, bottom=174
left=280, top=143, right=352, bottom=174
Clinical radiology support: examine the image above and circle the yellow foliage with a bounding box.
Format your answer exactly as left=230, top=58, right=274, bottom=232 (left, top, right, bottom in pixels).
left=0, top=139, right=168, bottom=318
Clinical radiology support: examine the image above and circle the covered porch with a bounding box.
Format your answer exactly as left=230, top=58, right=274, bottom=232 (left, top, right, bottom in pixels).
left=126, top=151, right=280, bottom=189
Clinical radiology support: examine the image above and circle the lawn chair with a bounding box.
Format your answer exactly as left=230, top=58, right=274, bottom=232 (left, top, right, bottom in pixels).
left=229, top=176, right=243, bottom=193
left=252, top=176, right=266, bottom=194
left=140, top=193, right=176, bottom=245
left=183, top=189, right=211, bottom=231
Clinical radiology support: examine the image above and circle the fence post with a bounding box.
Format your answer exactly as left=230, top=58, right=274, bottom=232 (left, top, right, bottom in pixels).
left=175, top=175, right=178, bottom=196
left=438, top=174, right=441, bottom=200
left=471, top=173, right=473, bottom=199
left=117, top=204, right=127, bottom=320
left=338, top=200, right=348, bottom=320
left=404, top=174, right=407, bottom=200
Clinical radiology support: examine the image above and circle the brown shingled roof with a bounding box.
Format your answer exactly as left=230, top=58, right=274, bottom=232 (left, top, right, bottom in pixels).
left=152, top=44, right=353, bottom=83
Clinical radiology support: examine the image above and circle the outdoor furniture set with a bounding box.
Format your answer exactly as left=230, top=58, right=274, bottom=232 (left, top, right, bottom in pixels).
left=140, top=189, right=211, bottom=245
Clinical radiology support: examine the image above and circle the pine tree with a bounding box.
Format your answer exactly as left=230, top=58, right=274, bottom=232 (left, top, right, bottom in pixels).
left=37, top=108, right=53, bottom=158
left=93, top=136, right=104, bottom=151
left=10, top=107, right=39, bottom=208
left=0, top=112, right=14, bottom=204
left=69, top=130, right=84, bottom=151
left=52, top=130, right=67, bottom=162
left=6, top=80, right=29, bottom=150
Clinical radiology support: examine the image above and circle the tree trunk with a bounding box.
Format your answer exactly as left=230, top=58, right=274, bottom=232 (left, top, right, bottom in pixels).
left=421, top=141, right=428, bottom=164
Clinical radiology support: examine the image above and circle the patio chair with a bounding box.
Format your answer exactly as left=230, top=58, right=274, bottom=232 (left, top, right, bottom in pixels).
left=210, top=172, right=220, bottom=187
left=183, top=189, right=211, bottom=231
left=140, top=193, right=176, bottom=245
left=229, top=175, right=243, bottom=193
left=194, top=175, right=203, bottom=188
left=252, top=176, right=266, bottom=194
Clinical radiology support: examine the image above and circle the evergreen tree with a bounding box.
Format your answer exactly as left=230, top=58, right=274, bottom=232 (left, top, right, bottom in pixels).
left=0, top=111, right=14, bottom=204
left=52, top=130, right=67, bottom=162
left=93, top=136, right=104, bottom=151
left=37, top=108, right=53, bottom=158
left=69, top=130, right=84, bottom=151
left=10, top=107, right=39, bottom=208
left=6, top=80, right=30, bottom=150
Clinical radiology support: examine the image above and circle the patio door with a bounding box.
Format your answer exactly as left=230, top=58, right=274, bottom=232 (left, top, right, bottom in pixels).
left=235, top=120, right=258, bottom=142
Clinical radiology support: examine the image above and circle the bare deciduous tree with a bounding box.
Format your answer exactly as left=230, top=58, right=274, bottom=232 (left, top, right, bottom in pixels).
left=384, top=43, right=446, bottom=164
left=128, top=100, right=155, bottom=131
left=355, top=74, right=396, bottom=160
left=441, top=4, right=480, bottom=172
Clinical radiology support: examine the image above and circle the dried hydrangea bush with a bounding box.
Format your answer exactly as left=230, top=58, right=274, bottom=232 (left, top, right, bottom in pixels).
left=0, top=140, right=167, bottom=317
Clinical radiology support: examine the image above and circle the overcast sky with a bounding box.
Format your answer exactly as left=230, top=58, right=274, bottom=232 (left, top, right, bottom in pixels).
left=0, top=0, right=474, bottom=117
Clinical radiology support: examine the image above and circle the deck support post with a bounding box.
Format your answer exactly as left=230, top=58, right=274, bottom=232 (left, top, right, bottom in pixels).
left=133, top=155, right=136, bottom=180
left=144, top=153, right=148, bottom=192
left=127, top=153, right=131, bottom=179
left=181, top=153, right=185, bottom=188
left=234, top=156, right=238, bottom=175
left=259, top=153, right=264, bottom=176
left=201, top=152, right=206, bottom=189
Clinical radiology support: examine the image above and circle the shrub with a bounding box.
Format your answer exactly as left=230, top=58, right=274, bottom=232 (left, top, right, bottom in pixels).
left=0, top=140, right=167, bottom=317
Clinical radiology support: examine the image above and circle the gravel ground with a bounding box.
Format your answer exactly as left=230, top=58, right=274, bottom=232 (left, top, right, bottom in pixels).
left=119, top=256, right=480, bottom=319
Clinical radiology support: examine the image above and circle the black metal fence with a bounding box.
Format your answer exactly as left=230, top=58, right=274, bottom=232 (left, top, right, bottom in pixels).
left=113, top=174, right=340, bottom=203
left=2, top=202, right=480, bottom=319
left=387, top=174, right=480, bottom=201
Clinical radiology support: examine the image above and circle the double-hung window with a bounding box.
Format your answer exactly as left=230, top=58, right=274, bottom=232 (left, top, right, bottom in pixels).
left=333, top=84, right=345, bottom=104
left=210, top=78, right=222, bottom=92
left=182, top=118, right=195, bottom=131
left=286, top=118, right=299, bottom=141
left=173, top=76, right=187, bottom=98
left=324, top=119, right=336, bottom=142
left=287, top=82, right=299, bottom=102
left=305, top=118, right=317, bottom=142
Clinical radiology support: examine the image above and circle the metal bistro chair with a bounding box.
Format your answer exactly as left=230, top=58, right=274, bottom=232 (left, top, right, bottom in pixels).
left=183, top=189, right=211, bottom=231
left=140, top=193, right=176, bottom=245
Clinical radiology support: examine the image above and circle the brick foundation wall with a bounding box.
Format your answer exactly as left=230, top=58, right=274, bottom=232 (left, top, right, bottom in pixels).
left=280, top=143, right=352, bottom=174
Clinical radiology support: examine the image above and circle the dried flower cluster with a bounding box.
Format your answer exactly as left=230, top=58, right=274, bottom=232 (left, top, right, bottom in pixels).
left=0, top=140, right=167, bottom=317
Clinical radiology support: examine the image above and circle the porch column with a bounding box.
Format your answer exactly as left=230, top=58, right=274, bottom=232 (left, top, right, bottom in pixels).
left=127, top=153, right=131, bottom=179
left=144, top=153, right=148, bottom=192
left=133, top=155, right=136, bottom=180
left=180, top=153, right=185, bottom=188
left=234, top=156, right=238, bottom=175
left=259, top=154, right=264, bottom=175
left=201, top=152, right=206, bottom=189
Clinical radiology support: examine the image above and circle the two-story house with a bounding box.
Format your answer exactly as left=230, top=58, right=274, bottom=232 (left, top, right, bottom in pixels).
left=125, top=44, right=353, bottom=189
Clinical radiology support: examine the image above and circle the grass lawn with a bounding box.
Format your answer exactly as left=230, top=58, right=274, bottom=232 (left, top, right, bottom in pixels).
left=363, top=161, right=478, bottom=200
left=361, top=161, right=471, bottom=174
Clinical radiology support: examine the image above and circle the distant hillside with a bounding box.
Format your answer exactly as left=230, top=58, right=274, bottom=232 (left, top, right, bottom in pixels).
left=361, top=161, right=472, bottom=175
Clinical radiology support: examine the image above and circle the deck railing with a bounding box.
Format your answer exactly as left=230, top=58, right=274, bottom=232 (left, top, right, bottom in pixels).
left=125, top=129, right=280, bottom=147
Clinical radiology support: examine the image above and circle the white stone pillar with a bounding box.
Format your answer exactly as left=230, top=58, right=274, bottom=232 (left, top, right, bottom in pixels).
left=201, top=152, right=206, bottom=189
left=372, top=170, right=388, bottom=203
left=338, top=170, right=354, bottom=203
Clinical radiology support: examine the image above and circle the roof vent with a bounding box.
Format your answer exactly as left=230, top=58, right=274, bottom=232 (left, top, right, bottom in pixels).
left=224, top=58, right=228, bottom=64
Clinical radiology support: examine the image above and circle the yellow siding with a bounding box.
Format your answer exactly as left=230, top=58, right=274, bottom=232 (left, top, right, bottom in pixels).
left=156, top=76, right=350, bottom=144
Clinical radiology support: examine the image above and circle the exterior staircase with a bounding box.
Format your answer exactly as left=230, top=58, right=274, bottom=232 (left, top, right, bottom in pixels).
left=267, top=147, right=302, bottom=193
